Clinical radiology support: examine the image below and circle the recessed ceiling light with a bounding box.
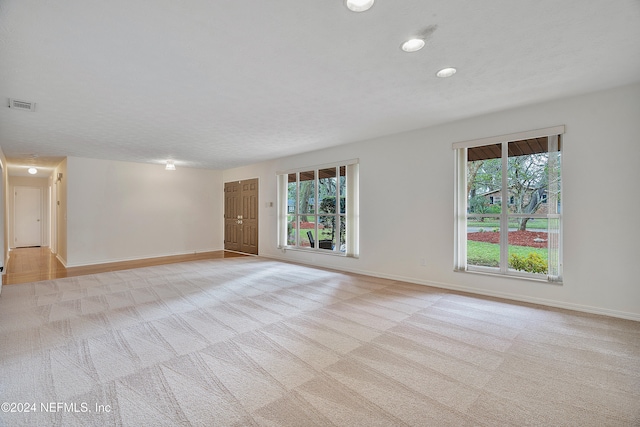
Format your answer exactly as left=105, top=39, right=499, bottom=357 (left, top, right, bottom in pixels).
left=165, top=160, right=176, bottom=171
left=401, top=38, right=425, bottom=52
left=345, top=0, right=374, bottom=12
left=28, top=167, right=37, bottom=175
left=436, top=67, right=457, bottom=78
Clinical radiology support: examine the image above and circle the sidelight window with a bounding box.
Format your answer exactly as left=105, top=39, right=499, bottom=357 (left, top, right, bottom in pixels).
left=277, top=160, right=359, bottom=257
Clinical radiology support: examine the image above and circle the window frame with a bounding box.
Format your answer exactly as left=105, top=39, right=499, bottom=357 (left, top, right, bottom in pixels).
left=453, top=126, right=563, bottom=283
left=277, top=159, right=359, bottom=258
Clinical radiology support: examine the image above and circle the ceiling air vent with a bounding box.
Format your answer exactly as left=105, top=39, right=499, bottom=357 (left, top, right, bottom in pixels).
left=8, top=98, right=36, bottom=112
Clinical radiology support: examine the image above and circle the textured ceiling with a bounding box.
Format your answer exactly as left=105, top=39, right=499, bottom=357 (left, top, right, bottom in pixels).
left=1, top=0, right=639, bottom=176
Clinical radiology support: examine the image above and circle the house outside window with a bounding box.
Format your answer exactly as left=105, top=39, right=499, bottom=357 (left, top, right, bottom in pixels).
left=454, top=126, right=563, bottom=282
left=277, top=160, right=359, bottom=257
left=541, top=192, right=548, bottom=203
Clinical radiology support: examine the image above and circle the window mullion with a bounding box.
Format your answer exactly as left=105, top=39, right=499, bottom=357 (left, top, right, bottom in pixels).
left=296, top=172, right=300, bottom=248
left=334, top=167, right=339, bottom=252
left=500, top=142, right=509, bottom=274
left=315, top=169, right=319, bottom=251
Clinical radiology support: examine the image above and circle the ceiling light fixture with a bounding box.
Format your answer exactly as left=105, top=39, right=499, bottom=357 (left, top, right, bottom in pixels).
left=165, top=160, right=176, bottom=171
left=28, top=167, right=37, bottom=175
left=345, top=0, right=374, bottom=12
left=401, top=38, right=425, bottom=52
left=436, top=67, right=457, bottom=78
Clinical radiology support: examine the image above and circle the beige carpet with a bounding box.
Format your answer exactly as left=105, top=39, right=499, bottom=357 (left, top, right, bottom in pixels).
left=0, top=257, right=638, bottom=426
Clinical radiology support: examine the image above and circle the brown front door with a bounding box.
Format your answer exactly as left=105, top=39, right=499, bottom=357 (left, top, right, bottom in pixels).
left=224, top=179, right=258, bottom=255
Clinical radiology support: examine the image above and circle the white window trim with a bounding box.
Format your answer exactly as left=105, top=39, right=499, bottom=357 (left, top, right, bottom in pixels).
left=453, top=127, right=563, bottom=283
left=453, top=125, right=565, bottom=150
left=277, top=160, right=359, bottom=258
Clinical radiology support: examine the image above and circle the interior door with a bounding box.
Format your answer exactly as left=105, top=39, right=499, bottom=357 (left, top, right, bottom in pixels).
left=239, top=179, right=258, bottom=254
left=224, top=182, right=241, bottom=252
left=224, top=179, right=258, bottom=255
left=14, top=186, right=42, bottom=247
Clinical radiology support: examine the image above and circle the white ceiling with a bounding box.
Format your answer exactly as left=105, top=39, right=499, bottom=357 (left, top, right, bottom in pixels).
left=1, top=0, right=639, bottom=176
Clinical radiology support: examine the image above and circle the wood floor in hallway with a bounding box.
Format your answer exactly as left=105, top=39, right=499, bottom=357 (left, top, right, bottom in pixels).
left=2, top=247, right=248, bottom=285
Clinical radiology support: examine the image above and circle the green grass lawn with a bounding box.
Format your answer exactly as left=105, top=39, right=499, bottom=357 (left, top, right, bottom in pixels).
left=467, top=241, right=548, bottom=267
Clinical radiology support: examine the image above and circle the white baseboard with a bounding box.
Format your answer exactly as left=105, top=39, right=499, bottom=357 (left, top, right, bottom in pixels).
left=56, top=253, right=68, bottom=268
left=63, top=248, right=225, bottom=268
left=260, top=254, right=640, bottom=322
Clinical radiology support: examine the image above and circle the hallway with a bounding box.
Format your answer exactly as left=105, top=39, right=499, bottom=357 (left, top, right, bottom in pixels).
left=2, top=247, right=247, bottom=285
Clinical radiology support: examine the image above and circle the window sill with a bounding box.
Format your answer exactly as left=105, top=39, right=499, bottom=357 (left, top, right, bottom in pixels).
left=279, top=246, right=358, bottom=258
left=454, top=268, right=562, bottom=285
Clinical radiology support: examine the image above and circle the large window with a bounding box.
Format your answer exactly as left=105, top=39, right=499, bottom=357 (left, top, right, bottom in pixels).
left=454, top=127, right=563, bottom=282
left=277, top=160, right=359, bottom=257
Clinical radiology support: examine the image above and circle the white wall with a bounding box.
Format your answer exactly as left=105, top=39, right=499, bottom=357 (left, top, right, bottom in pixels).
left=66, top=157, right=223, bottom=267
left=223, top=83, right=640, bottom=320
left=0, top=147, right=7, bottom=292
left=54, top=159, right=68, bottom=264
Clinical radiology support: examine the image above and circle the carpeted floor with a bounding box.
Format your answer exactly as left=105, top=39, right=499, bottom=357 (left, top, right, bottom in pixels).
left=0, top=257, right=638, bottom=426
